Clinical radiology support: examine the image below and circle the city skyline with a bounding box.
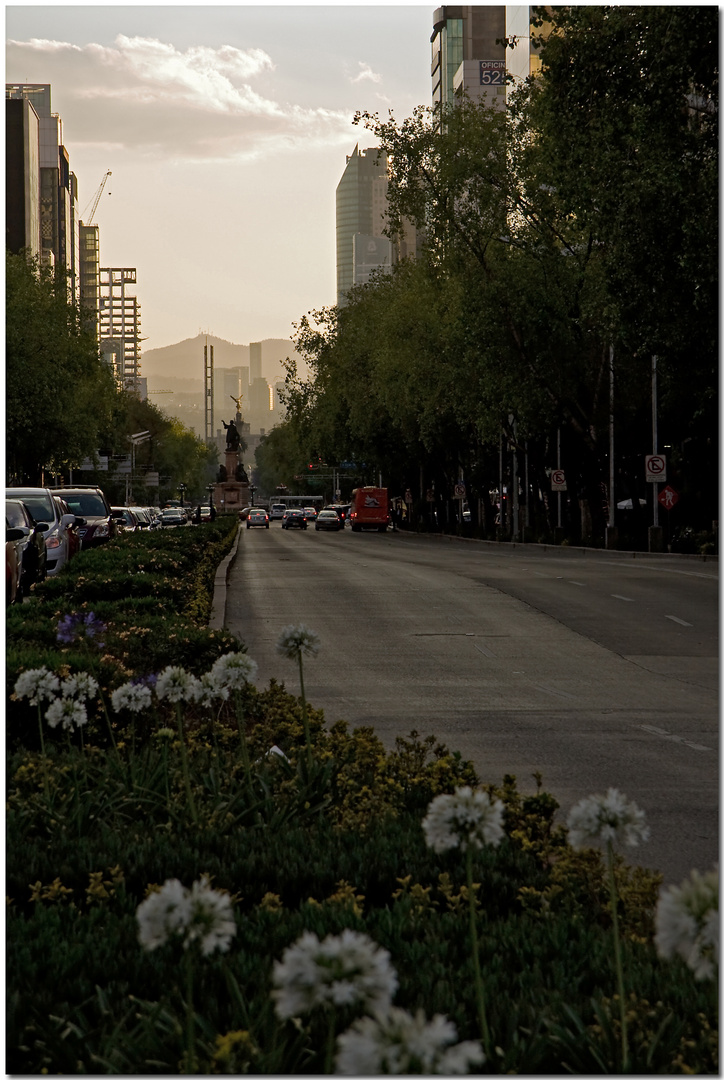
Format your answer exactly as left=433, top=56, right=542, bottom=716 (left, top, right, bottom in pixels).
left=6, top=4, right=433, bottom=352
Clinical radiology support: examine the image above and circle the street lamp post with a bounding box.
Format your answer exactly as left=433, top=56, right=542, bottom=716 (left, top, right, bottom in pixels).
left=178, top=482, right=186, bottom=508
left=207, top=483, right=214, bottom=510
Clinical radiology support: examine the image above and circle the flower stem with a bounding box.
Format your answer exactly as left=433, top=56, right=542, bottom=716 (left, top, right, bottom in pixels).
left=183, top=951, right=197, bottom=1074
left=233, top=690, right=251, bottom=784
left=37, top=704, right=50, bottom=800
left=324, top=1011, right=337, bottom=1074
left=297, top=653, right=312, bottom=764
left=466, top=846, right=491, bottom=1057
left=606, top=841, right=629, bottom=1072
left=175, top=702, right=198, bottom=825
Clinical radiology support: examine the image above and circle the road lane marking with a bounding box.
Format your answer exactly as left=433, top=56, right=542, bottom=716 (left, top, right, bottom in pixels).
left=640, top=724, right=712, bottom=752
left=569, top=580, right=586, bottom=586
left=473, top=643, right=496, bottom=658
left=612, top=594, right=634, bottom=601
left=665, top=615, right=693, bottom=627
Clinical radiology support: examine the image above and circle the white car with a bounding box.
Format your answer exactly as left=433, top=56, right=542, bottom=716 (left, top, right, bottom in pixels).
left=5, top=486, right=78, bottom=575
left=269, top=503, right=287, bottom=520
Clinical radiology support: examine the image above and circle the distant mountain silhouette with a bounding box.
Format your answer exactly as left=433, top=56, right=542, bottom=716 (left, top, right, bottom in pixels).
left=142, top=333, right=308, bottom=384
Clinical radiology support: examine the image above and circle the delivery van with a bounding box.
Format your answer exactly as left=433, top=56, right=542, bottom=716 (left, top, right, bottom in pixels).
left=349, top=487, right=389, bottom=532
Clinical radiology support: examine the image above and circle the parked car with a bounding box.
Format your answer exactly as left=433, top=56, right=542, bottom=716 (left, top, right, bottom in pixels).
left=112, top=506, right=141, bottom=533
left=281, top=509, right=308, bottom=530
left=49, top=486, right=121, bottom=548
left=302, top=506, right=319, bottom=522
left=6, top=486, right=78, bottom=575
left=6, top=528, right=22, bottom=605
left=269, top=503, right=287, bottom=520
left=246, top=509, right=270, bottom=529
left=6, top=499, right=47, bottom=597
left=158, top=508, right=188, bottom=527
left=315, top=509, right=344, bottom=532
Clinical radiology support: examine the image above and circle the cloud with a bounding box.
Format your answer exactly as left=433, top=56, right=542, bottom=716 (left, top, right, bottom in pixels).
left=6, top=35, right=354, bottom=160
left=351, top=61, right=382, bottom=85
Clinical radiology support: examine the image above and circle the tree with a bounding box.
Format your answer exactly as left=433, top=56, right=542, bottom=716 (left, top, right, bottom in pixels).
left=6, top=252, right=117, bottom=484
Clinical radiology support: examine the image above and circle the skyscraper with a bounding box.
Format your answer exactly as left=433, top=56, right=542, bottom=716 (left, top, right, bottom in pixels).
left=6, top=95, right=40, bottom=259
left=99, top=268, right=143, bottom=393
left=335, top=145, right=390, bottom=306
left=431, top=7, right=507, bottom=110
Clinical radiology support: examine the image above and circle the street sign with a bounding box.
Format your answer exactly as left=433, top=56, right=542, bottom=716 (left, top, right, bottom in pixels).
left=645, top=454, right=667, bottom=482
left=479, top=60, right=505, bottom=86
left=551, top=469, right=567, bottom=491
left=404, top=489, right=413, bottom=505
left=454, top=482, right=466, bottom=499
left=658, top=485, right=679, bottom=510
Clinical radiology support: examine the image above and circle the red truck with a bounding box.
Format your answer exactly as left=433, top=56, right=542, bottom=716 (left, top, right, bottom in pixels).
left=349, top=487, right=390, bottom=532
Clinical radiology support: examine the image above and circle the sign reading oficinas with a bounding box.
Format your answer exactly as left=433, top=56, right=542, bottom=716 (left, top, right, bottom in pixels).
left=480, top=61, right=506, bottom=86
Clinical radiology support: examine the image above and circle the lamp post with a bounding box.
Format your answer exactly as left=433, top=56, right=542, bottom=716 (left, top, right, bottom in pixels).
left=207, top=483, right=214, bottom=510
left=249, top=484, right=256, bottom=507
left=178, top=482, right=186, bottom=508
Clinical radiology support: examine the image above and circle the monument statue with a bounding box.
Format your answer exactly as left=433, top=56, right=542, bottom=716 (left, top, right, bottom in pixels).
left=235, top=462, right=249, bottom=483
left=229, top=393, right=244, bottom=415
left=222, top=418, right=241, bottom=451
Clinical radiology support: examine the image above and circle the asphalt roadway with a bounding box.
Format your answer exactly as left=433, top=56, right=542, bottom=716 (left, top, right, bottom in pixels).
left=223, top=524, right=719, bottom=885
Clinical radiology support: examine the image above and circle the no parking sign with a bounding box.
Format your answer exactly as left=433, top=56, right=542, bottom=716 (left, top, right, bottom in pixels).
left=551, top=469, right=567, bottom=491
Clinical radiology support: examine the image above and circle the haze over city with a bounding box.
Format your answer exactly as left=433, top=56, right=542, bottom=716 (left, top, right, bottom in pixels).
left=5, top=3, right=433, bottom=351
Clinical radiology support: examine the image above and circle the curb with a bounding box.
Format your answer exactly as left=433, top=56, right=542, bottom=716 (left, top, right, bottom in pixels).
left=391, top=529, right=718, bottom=564
left=208, top=527, right=242, bottom=630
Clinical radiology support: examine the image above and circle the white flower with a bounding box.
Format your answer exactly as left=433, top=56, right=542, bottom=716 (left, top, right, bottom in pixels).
left=136, top=879, right=192, bottom=951
left=566, top=788, right=650, bottom=849
left=422, top=787, right=505, bottom=854
left=111, top=681, right=153, bottom=714
left=14, top=667, right=60, bottom=705
left=136, top=875, right=236, bottom=957
left=276, top=624, right=321, bottom=660
left=185, top=875, right=237, bottom=956
left=335, top=1007, right=485, bottom=1075
left=194, top=672, right=229, bottom=710
left=655, top=866, right=719, bottom=980
left=46, top=697, right=88, bottom=731
left=61, top=672, right=99, bottom=702
left=209, top=652, right=258, bottom=692
left=272, top=929, right=397, bottom=1020
left=155, top=666, right=199, bottom=704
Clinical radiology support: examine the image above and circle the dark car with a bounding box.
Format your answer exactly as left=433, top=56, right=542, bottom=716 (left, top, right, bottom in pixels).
left=281, top=509, right=308, bottom=530
left=315, top=509, right=344, bottom=531
left=6, top=486, right=78, bottom=575
left=6, top=499, right=47, bottom=598
left=246, top=509, right=270, bottom=529
left=50, top=486, right=120, bottom=548
left=324, top=504, right=352, bottom=526
left=158, top=508, right=188, bottom=528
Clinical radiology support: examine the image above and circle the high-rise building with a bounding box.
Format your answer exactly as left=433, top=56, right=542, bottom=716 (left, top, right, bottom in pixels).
left=99, top=268, right=143, bottom=393
left=6, top=95, right=40, bottom=258
left=6, top=84, right=79, bottom=287
left=431, top=7, right=507, bottom=110
left=249, top=341, right=263, bottom=383
left=335, top=145, right=390, bottom=306
left=78, top=223, right=100, bottom=344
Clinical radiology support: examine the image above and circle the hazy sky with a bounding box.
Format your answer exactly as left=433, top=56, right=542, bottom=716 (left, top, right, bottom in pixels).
left=6, top=3, right=434, bottom=351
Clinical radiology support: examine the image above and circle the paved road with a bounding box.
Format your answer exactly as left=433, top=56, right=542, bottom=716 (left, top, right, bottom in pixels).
left=224, top=526, right=718, bottom=884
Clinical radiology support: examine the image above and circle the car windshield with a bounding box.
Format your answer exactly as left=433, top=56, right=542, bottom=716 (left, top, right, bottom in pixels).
left=62, top=494, right=108, bottom=518
left=6, top=501, right=29, bottom=528
left=9, top=492, right=54, bottom=523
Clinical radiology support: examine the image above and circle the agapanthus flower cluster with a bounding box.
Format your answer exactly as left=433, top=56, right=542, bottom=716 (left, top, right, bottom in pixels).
left=46, top=696, right=89, bottom=731
left=209, top=652, right=258, bottom=692
left=276, top=624, right=321, bottom=660
left=61, top=672, right=99, bottom=702
left=566, top=788, right=650, bottom=849
left=155, top=665, right=201, bottom=705
left=422, top=787, right=505, bottom=854
left=335, top=1007, right=485, bottom=1075
left=111, top=681, right=153, bottom=714
left=655, top=866, right=719, bottom=980
left=57, top=611, right=107, bottom=648
left=272, top=929, right=397, bottom=1020
left=14, top=667, right=60, bottom=705
left=136, top=875, right=236, bottom=957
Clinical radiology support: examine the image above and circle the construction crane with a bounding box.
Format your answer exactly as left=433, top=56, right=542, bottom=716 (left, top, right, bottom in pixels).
left=81, top=170, right=112, bottom=225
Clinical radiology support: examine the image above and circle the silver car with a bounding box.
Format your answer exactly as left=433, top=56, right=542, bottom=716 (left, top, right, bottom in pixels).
left=5, top=486, right=77, bottom=575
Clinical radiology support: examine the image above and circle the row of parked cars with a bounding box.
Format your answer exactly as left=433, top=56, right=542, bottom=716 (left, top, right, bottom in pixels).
left=5, top=484, right=214, bottom=604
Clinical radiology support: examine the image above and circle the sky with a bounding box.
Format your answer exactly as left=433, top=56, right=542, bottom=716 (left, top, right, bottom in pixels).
left=6, top=3, right=434, bottom=352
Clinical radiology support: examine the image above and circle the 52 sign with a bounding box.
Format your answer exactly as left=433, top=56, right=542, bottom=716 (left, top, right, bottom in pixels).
left=479, top=61, right=505, bottom=86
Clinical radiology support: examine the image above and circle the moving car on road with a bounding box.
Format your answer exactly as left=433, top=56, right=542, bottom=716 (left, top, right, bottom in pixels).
left=315, top=509, right=344, bottom=532
left=281, top=509, right=307, bottom=530
left=302, top=506, right=319, bottom=522
left=270, top=503, right=287, bottom=520
left=247, top=509, right=270, bottom=529
left=158, top=508, right=188, bottom=527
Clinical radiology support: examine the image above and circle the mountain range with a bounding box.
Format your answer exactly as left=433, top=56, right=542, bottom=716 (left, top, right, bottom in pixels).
left=142, top=333, right=309, bottom=386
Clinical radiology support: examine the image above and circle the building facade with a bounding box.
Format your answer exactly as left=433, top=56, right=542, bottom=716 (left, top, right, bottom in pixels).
left=6, top=96, right=40, bottom=258
left=335, top=145, right=390, bottom=306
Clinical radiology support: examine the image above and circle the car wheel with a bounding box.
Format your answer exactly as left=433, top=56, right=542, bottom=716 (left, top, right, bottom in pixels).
left=246, top=523, right=250, bottom=529
left=265, top=524, right=269, bottom=529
